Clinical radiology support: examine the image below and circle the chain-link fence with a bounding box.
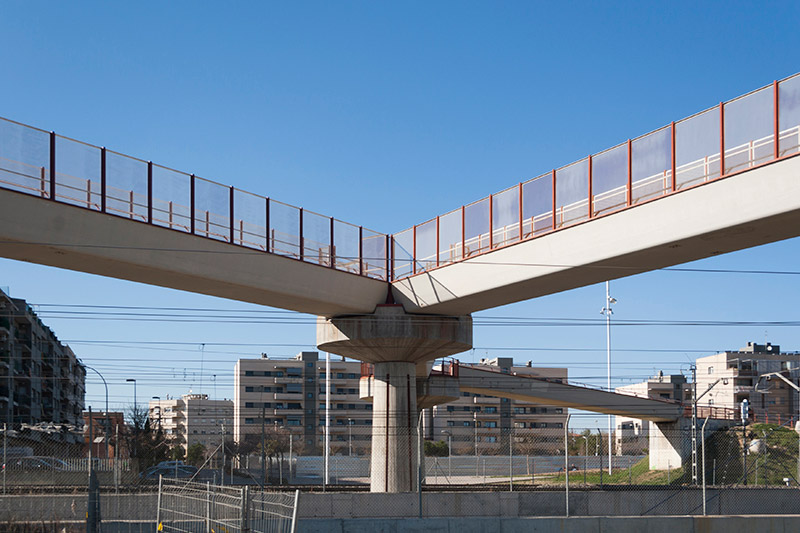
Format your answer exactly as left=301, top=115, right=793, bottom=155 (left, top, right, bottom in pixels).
left=5, top=418, right=800, bottom=519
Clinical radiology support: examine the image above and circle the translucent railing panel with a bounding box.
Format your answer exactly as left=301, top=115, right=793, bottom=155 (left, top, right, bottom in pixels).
left=779, top=75, right=800, bottom=157
left=334, top=220, right=360, bottom=274
left=151, top=165, right=191, bottom=232
left=464, top=197, right=490, bottom=257
left=591, top=143, right=628, bottom=217
left=556, top=158, right=589, bottom=228
left=361, top=229, right=387, bottom=281
left=521, top=173, right=553, bottom=238
left=303, top=210, right=332, bottom=267
left=270, top=200, right=301, bottom=259
left=438, top=208, right=463, bottom=265
left=0, top=119, right=50, bottom=198
left=725, top=87, right=773, bottom=174
left=55, top=136, right=101, bottom=210
left=632, top=126, right=671, bottom=203
left=392, top=228, right=413, bottom=279
left=415, top=219, right=437, bottom=272
left=675, top=108, right=719, bottom=190
left=105, top=151, right=148, bottom=222
left=492, top=185, right=520, bottom=248
left=193, top=177, right=231, bottom=242
left=233, top=189, right=267, bottom=251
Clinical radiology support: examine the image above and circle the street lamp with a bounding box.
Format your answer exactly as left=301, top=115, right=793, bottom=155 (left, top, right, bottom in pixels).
left=441, top=430, right=452, bottom=480
left=600, top=281, right=616, bottom=474
left=348, top=418, right=353, bottom=457
left=691, top=374, right=728, bottom=484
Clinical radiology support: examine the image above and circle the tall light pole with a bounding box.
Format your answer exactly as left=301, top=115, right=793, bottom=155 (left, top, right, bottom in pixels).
left=601, top=281, right=616, bottom=474
left=347, top=418, right=353, bottom=457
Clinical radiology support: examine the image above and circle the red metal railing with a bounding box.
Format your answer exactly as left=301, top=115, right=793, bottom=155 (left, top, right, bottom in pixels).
left=393, top=73, right=800, bottom=280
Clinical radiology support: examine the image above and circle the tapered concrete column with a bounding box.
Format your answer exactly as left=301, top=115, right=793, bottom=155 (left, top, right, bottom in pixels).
left=317, top=304, right=472, bottom=492
left=370, top=361, right=418, bottom=492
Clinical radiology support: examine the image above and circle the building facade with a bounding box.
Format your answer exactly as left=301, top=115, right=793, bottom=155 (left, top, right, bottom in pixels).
left=233, top=353, right=569, bottom=456
left=614, top=372, right=688, bottom=455
left=695, top=341, right=800, bottom=423
left=427, top=358, right=569, bottom=455
left=149, top=393, right=234, bottom=454
left=0, top=288, right=85, bottom=431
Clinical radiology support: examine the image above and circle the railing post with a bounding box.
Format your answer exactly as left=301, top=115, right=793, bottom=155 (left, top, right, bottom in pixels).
left=329, top=217, right=335, bottom=268
left=206, top=481, right=211, bottom=533
left=719, top=102, right=725, bottom=177
left=461, top=205, right=465, bottom=259
left=229, top=186, right=235, bottom=244
left=358, top=226, right=363, bottom=276
left=671, top=121, right=677, bottom=192
left=489, top=194, right=494, bottom=249
left=385, top=234, right=390, bottom=281
left=156, top=475, right=162, bottom=530
left=587, top=155, right=593, bottom=219
left=627, top=140, right=633, bottom=206
left=774, top=80, right=780, bottom=160
left=49, top=131, right=56, bottom=201
left=436, top=215, right=440, bottom=267
left=551, top=169, right=557, bottom=230
left=190, top=174, right=196, bottom=234
left=412, top=224, right=417, bottom=274
left=100, top=147, right=106, bottom=213
left=299, top=208, right=304, bottom=261
left=147, top=162, right=153, bottom=224
left=265, top=197, right=271, bottom=253
left=518, top=182, right=523, bottom=241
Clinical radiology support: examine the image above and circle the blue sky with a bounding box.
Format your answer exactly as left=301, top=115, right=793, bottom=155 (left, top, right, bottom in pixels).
left=2, top=2, right=800, bottom=427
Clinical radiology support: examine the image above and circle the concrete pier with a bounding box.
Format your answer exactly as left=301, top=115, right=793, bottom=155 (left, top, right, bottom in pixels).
left=318, top=305, right=472, bottom=492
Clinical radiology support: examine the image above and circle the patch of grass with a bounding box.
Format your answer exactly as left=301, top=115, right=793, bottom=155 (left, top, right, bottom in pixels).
left=528, top=458, right=687, bottom=486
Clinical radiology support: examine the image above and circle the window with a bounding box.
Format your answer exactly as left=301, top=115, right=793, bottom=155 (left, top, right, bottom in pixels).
left=554, top=408, right=563, bottom=414
left=306, top=362, right=313, bottom=368
left=485, top=421, right=497, bottom=428
left=554, top=423, right=563, bottom=429
left=463, top=421, right=471, bottom=427
left=287, top=419, right=301, bottom=426
left=447, top=406, right=455, bottom=412
left=514, top=407, right=526, bottom=414
left=447, top=421, right=455, bottom=427
left=245, top=402, right=254, bottom=408
left=286, top=383, right=302, bottom=393
left=514, top=422, right=526, bottom=429
left=287, top=368, right=302, bottom=377
left=708, top=366, right=714, bottom=374
left=245, top=418, right=254, bottom=424
left=462, top=392, right=471, bottom=397
left=245, top=371, right=254, bottom=376
left=540, top=408, right=548, bottom=414
left=485, top=407, right=497, bottom=414
left=307, top=393, right=314, bottom=399
left=348, top=373, right=357, bottom=379
left=486, top=436, right=497, bottom=443
left=337, top=373, right=345, bottom=379
left=336, top=419, right=344, bottom=425
left=288, top=403, right=302, bottom=409
left=540, top=423, right=548, bottom=428
left=463, top=406, right=471, bottom=411
left=245, top=386, right=255, bottom=392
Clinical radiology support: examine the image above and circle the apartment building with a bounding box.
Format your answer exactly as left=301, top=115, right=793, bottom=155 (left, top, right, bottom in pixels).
left=695, top=341, right=800, bottom=423
left=614, top=372, right=688, bottom=455
left=0, top=288, right=85, bottom=435
left=149, top=393, right=234, bottom=453
left=427, top=358, right=569, bottom=454
left=233, top=352, right=372, bottom=455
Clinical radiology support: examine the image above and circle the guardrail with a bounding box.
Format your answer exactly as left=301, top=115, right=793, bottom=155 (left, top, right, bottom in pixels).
left=1, top=73, right=799, bottom=285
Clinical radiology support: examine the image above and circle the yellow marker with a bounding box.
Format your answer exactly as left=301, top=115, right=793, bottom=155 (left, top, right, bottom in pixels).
left=157, top=522, right=163, bottom=531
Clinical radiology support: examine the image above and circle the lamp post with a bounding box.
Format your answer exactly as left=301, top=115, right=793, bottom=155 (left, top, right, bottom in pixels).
left=600, top=281, right=616, bottom=475
left=348, top=418, right=353, bottom=457
left=441, top=430, right=452, bottom=481
left=84, top=365, right=109, bottom=459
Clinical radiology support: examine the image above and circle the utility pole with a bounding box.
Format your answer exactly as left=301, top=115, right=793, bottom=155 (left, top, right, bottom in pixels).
left=691, top=365, right=698, bottom=484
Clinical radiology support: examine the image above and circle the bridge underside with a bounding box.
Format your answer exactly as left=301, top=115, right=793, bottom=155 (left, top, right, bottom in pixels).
left=0, top=188, right=387, bottom=316
left=393, top=156, right=800, bottom=315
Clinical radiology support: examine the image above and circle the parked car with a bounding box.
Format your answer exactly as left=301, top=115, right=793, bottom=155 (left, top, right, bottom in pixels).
left=3, top=456, right=68, bottom=471
left=140, top=464, right=198, bottom=479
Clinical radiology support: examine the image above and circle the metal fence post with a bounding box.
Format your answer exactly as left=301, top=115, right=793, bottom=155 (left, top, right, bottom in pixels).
left=565, top=413, right=571, bottom=517
left=241, top=485, right=250, bottom=533
left=702, top=416, right=710, bottom=516
left=156, top=475, right=162, bottom=530
left=3, top=422, right=6, bottom=495
left=206, top=481, right=211, bottom=533
left=290, top=489, right=300, bottom=533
